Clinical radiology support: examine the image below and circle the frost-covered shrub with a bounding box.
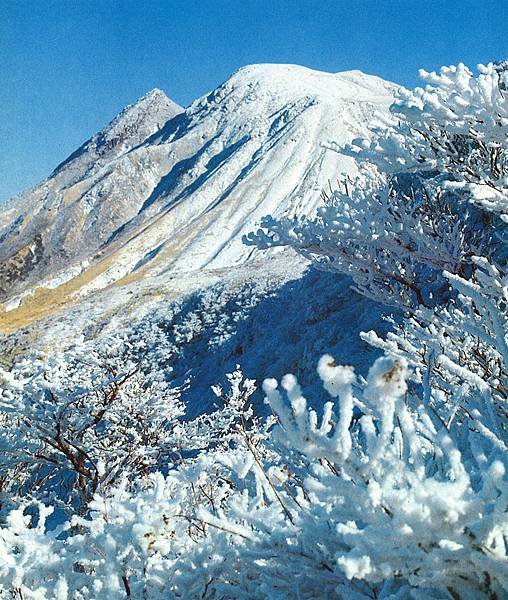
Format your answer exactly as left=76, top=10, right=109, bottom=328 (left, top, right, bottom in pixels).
left=1, top=358, right=506, bottom=599
left=237, top=61, right=508, bottom=597
left=0, top=346, right=184, bottom=508
left=244, top=58, right=507, bottom=464
left=245, top=62, right=507, bottom=308
left=245, top=171, right=480, bottom=308
left=0, top=370, right=269, bottom=599
left=363, top=257, right=507, bottom=450
left=346, top=62, right=508, bottom=219
left=258, top=356, right=507, bottom=598
left=0, top=340, right=271, bottom=514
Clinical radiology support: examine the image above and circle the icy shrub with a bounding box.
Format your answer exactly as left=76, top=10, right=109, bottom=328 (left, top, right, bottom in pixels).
left=0, top=346, right=184, bottom=509
left=245, top=62, right=508, bottom=308
left=1, top=355, right=506, bottom=599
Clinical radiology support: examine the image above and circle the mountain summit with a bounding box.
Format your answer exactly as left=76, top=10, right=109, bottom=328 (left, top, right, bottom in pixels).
left=0, top=64, right=399, bottom=324
left=51, top=88, right=183, bottom=185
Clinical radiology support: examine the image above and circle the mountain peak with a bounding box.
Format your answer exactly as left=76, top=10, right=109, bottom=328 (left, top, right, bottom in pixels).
left=0, top=63, right=399, bottom=307
left=98, top=87, right=182, bottom=149
left=51, top=88, right=183, bottom=181
left=217, top=63, right=398, bottom=106
left=139, top=87, right=173, bottom=102
left=125, top=87, right=182, bottom=116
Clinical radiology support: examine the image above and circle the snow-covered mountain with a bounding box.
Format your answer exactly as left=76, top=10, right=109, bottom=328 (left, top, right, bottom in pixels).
left=0, top=61, right=402, bottom=466
left=0, top=64, right=398, bottom=325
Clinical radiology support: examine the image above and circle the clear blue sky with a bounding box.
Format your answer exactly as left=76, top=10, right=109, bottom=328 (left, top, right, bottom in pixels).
left=1, top=0, right=507, bottom=203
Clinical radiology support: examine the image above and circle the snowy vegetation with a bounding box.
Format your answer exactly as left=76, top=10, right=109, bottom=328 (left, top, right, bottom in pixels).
left=1, top=62, right=507, bottom=599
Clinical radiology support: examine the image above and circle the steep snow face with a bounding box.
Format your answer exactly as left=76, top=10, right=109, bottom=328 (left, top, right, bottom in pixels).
left=0, top=64, right=399, bottom=314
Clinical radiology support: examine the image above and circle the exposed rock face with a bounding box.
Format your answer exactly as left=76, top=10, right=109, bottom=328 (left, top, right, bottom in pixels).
left=0, top=89, right=183, bottom=297
left=51, top=88, right=183, bottom=184
left=0, top=64, right=400, bottom=308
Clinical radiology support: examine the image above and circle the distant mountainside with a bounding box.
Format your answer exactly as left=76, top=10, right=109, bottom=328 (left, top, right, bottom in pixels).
left=0, top=64, right=399, bottom=332
left=0, top=89, right=183, bottom=300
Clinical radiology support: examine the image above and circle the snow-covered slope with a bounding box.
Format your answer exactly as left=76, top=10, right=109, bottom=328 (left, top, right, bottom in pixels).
left=110, top=65, right=397, bottom=278
left=0, top=62, right=402, bottom=418
left=0, top=63, right=399, bottom=329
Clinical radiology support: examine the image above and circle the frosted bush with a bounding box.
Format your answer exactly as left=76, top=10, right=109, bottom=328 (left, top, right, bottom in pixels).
left=245, top=62, right=507, bottom=308
left=0, top=346, right=185, bottom=508
left=1, top=357, right=506, bottom=599
left=238, top=60, right=508, bottom=597
left=244, top=171, right=479, bottom=308
left=363, top=256, right=507, bottom=452
left=346, top=62, right=508, bottom=219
